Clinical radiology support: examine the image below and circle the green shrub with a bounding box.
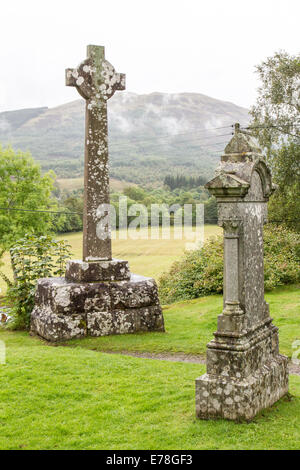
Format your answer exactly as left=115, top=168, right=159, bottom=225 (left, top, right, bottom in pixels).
left=3, top=234, right=72, bottom=330
left=159, top=224, right=300, bottom=304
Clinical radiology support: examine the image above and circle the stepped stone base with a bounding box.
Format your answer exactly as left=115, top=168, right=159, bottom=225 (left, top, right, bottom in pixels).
left=195, top=327, right=289, bottom=421
left=31, top=274, right=164, bottom=342
left=65, top=258, right=131, bottom=282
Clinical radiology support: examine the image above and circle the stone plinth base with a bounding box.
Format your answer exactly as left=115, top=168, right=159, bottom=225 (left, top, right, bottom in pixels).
left=31, top=274, right=164, bottom=342
left=65, top=258, right=130, bottom=282
left=195, top=354, right=288, bottom=421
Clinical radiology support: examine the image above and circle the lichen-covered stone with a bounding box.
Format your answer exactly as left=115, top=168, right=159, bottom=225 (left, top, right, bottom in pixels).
left=110, top=276, right=159, bottom=308
left=30, top=306, right=86, bottom=342
left=138, top=305, right=164, bottom=331
left=65, top=258, right=130, bottom=282
left=35, top=277, right=111, bottom=314
left=196, top=124, right=289, bottom=421
left=86, top=305, right=164, bottom=337
left=66, top=45, right=125, bottom=262
left=31, top=274, right=164, bottom=342
left=196, top=354, right=288, bottom=421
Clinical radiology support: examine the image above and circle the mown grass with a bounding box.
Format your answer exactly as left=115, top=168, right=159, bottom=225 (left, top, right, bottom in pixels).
left=68, top=285, right=300, bottom=358
left=0, top=232, right=298, bottom=449
left=0, top=329, right=299, bottom=450
left=0, top=225, right=221, bottom=295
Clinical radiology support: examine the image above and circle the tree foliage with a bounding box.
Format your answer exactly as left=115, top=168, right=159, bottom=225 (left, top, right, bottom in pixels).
left=159, top=225, right=300, bottom=304
left=52, top=195, right=83, bottom=233
left=0, top=146, right=57, bottom=254
left=268, top=142, right=300, bottom=231
left=250, top=51, right=300, bottom=230
left=6, top=234, right=72, bottom=330
left=250, top=50, right=300, bottom=151
left=164, top=174, right=207, bottom=190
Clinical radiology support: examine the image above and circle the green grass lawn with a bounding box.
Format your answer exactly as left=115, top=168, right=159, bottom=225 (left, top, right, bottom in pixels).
left=68, top=285, right=300, bottom=358
left=0, top=285, right=299, bottom=449
left=0, top=330, right=299, bottom=450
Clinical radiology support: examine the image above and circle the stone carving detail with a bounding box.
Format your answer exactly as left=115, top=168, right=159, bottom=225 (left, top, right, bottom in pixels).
left=219, top=219, right=241, bottom=237
left=195, top=124, right=288, bottom=421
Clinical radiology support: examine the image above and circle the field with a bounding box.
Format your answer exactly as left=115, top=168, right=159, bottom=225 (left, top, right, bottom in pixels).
left=0, top=225, right=222, bottom=296
left=0, top=285, right=299, bottom=450
left=57, top=177, right=136, bottom=192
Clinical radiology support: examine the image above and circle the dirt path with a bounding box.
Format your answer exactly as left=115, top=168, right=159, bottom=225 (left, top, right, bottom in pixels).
left=16, top=329, right=300, bottom=377
left=104, top=351, right=206, bottom=363
left=103, top=350, right=300, bottom=376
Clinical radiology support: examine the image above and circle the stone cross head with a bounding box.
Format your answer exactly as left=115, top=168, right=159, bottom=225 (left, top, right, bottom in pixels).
left=65, top=45, right=125, bottom=101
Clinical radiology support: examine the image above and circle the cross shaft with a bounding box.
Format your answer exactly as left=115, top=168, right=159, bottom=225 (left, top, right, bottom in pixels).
left=66, top=45, right=125, bottom=261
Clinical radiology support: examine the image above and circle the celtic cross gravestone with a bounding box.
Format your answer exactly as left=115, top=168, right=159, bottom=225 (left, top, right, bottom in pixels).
left=31, top=45, right=164, bottom=341
left=66, top=45, right=125, bottom=262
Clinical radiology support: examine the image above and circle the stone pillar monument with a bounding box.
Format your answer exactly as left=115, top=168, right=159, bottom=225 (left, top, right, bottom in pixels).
left=65, top=45, right=124, bottom=265
left=31, top=45, right=164, bottom=341
left=195, top=124, right=289, bottom=421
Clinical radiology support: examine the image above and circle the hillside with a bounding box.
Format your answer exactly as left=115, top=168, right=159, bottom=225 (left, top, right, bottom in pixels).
left=0, top=92, right=249, bottom=185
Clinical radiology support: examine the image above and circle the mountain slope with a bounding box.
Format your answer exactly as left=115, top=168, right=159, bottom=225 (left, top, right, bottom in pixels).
left=0, top=92, right=249, bottom=185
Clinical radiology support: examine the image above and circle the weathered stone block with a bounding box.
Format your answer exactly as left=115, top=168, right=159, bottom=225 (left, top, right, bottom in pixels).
left=139, top=305, right=164, bottom=331
left=30, top=306, right=86, bottom=342
left=35, top=277, right=111, bottom=314
left=196, top=354, right=288, bottom=421
left=31, top=274, right=164, bottom=341
left=65, top=258, right=130, bottom=282
left=87, top=311, right=117, bottom=336
left=110, top=276, right=159, bottom=309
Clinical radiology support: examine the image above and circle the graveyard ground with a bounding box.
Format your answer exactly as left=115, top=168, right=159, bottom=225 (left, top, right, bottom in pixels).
left=0, top=284, right=299, bottom=450
left=68, top=284, right=300, bottom=358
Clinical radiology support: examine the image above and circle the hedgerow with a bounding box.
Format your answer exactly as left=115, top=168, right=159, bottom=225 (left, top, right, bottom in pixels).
left=159, top=224, right=300, bottom=304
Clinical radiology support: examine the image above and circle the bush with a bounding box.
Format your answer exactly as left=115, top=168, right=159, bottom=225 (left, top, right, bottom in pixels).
left=159, top=224, right=300, bottom=304
left=3, top=234, right=72, bottom=330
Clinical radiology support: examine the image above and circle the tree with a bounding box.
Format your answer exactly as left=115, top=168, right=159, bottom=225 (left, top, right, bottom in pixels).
left=7, top=234, right=72, bottom=329
left=204, top=197, right=217, bottom=224
left=268, top=142, right=300, bottom=231
left=250, top=50, right=300, bottom=152
left=123, top=186, right=147, bottom=202
left=250, top=51, right=300, bottom=230
left=53, top=195, right=83, bottom=233
left=0, top=146, right=57, bottom=262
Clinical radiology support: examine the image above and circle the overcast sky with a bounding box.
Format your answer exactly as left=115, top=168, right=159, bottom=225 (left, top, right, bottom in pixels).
left=1, top=0, right=299, bottom=112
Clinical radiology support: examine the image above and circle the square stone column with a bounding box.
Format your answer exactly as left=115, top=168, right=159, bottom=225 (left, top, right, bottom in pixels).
left=195, top=123, right=288, bottom=421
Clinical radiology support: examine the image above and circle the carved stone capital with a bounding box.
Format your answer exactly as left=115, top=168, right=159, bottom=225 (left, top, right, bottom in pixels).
left=218, top=218, right=241, bottom=238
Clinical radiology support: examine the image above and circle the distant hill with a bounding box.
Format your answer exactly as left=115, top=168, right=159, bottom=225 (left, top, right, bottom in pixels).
left=0, top=92, right=249, bottom=186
